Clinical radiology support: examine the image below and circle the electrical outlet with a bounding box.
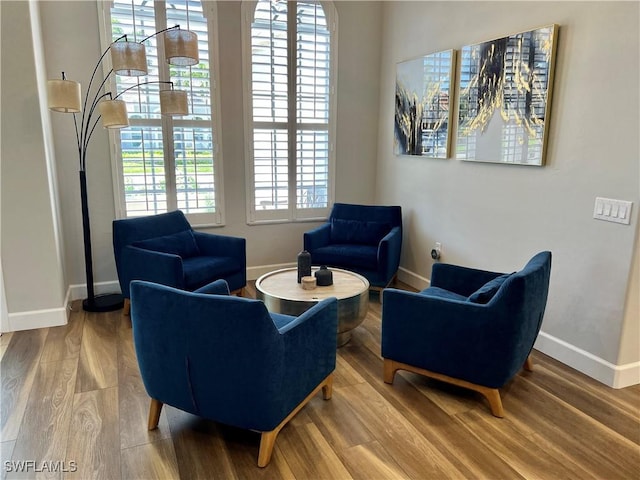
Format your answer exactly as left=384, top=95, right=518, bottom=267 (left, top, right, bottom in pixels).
left=431, top=242, right=442, bottom=260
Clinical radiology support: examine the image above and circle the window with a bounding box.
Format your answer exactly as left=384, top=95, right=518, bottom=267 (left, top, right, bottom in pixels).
left=102, top=0, right=224, bottom=225
left=242, top=0, right=337, bottom=223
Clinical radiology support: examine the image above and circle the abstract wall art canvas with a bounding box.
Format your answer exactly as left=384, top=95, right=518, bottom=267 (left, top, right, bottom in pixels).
left=394, top=49, right=456, bottom=158
left=456, top=25, right=559, bottom=166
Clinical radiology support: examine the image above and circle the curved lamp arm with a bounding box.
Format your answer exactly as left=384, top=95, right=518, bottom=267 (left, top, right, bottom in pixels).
left=112, top=80, right=176, bottom=101
left=139, top=24, right=180, bottom=44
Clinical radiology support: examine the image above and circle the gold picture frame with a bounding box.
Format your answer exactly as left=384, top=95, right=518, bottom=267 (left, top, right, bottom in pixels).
left=456, top=24, right=559, bottom=166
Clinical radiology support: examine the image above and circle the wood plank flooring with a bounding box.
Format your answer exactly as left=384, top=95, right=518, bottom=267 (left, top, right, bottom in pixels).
left=1, top=281, right=638, bottom=479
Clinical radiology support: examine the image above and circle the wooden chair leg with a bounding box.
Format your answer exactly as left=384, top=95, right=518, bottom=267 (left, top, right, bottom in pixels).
left=482, top=388, right=505, bottom=418
left=322, top=374, right=333, bottom=400
left=255, top=373, right=333, bottom=467
left=148, top=399, right=163, bottom=430
left=383, top=358, right=398, bottom=384
left=384, top=358, right=506, bottom=417
left=258, top=431, right=278, bottom=467
left=123, top=298, right=131, bottom=316
left=524, top=355, right=534, bottom=372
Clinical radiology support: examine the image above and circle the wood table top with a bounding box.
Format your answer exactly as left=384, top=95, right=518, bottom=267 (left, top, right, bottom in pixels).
left=256, top=267, right=369, bottom=303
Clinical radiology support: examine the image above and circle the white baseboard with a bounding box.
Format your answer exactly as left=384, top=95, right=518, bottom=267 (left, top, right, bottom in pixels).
left=534, top=331, right=640, bottom=389
left=3, top=281, right=123, bottom=333
left=614, top=361, right=640, bottom=389
left=68, top=280, right=122, bottom=302
left=247, top=262, right=296, bottom=281
left=7, top=304, right=68, bottom=332
left=4, top=287, right=73, bottom=333
left=397, top=267, right=430, bottom=291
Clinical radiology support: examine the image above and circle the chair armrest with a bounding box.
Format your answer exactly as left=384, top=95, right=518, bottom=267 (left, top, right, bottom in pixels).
left=193, top=231, right=246, bottom=263
left=382, top=288, right=494, bottom=359
left=193, top=279, right=230, bottom=295
left=377, top=226, right=402, bottom=280
left=278, top=297, right=337, bottom=336
left=430, top=263, right=504, bottom=297
left=304, top=223, right=332, bottom=251
left=120, top=246, right=184, bottom=298
left=279, top=298, right=338, bottom=392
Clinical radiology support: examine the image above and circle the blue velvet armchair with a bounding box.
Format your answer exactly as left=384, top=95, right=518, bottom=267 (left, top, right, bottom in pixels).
left=113, top=210, right=246, bottom=313
left=382, top=251, right=552, bottom=417
left=304, top=203, right=403, bottom=289
left=130, top=279, right=338, bottom=467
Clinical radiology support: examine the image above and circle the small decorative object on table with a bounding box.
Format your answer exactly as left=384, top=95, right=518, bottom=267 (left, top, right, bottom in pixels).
left=297, top=250, right=312, bottom=283
left=301, top=276, right=317, bottom=290
left=315, top=265, right=333, bottom=286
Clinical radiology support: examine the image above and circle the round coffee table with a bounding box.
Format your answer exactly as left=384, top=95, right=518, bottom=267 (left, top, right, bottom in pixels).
left=255, top=267, right=369, bottom=346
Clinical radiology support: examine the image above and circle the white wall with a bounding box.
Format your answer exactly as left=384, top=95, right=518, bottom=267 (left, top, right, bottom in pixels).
left=1, top=0, right=68, bottom=330
left=377, top=1, right=639, bottom=386
left=39, top=0, right=120, bottom=294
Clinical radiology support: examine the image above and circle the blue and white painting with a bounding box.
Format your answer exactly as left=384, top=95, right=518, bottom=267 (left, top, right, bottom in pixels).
left=394, top=50, right=455, bottom=158
left=456, top=25, right=559, bottom=165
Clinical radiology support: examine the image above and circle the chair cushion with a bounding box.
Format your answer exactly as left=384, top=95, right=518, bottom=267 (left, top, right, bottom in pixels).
left=134, top=230, right=200, bottom=258
left=420, top=286, right=467, bottom=302
left=330, top=218, right=390, bottom=246
left=467, top=274, right=511, bottom=304
left=311, top=244, right=378, bottom=270
left=183, top=256, right=243, bottom=290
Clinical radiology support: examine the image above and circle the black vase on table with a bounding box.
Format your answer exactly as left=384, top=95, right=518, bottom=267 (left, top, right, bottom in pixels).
left=297, top=250, right=312, bottom=283
left=315, top=265, right=333, bottom=286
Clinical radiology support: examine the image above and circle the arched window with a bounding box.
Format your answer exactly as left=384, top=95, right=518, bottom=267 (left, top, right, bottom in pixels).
left=242, top=0, right=337, bottom=223
left=102, top=0, right=224, bottom=225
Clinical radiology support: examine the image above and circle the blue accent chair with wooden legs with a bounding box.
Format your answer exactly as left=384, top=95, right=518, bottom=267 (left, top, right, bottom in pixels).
left=113, top=210, right=246, bottom=314
left=130, top=279, right=338, bottom=467
left=381, top=251, right=552, bottom=417
left=304, top=203, right=403, bottom=290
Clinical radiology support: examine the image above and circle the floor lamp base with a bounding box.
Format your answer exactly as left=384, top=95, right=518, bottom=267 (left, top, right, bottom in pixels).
left=82, top=293, right=124, bottom=312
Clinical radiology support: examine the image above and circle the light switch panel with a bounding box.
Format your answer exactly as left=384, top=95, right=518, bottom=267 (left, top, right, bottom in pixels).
left=593, top=197, right=633, bottom=225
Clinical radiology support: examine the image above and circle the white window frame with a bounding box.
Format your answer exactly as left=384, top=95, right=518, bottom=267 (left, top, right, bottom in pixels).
left=241, top=0, right=338, bottom=225
left=98, top=0, right=225, bottom=227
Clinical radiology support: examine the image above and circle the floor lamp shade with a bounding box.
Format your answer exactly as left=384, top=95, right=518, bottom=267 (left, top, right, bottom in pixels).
left=110, top=41, right=148, bottom=76
left=47, top=79, right=82, bottom=113
left=160, top=90, right=188, bottom=115
left=99, top=100, right=129, bottom=128
left=164, top=29, right=199, bottom=66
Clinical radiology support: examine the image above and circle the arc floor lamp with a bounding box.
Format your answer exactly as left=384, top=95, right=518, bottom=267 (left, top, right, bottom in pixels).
left=47, top=26, right=199, bottom=312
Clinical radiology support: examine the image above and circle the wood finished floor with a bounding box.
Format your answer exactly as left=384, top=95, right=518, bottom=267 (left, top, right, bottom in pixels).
left=1, top=281, right=639, bottom=479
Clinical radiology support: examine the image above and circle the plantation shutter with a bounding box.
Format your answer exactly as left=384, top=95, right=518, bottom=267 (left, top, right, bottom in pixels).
left=246, top=0, right=335, bottom=223
left=295, top=2, right=330, bottom=211
left=109, top=0, right=222, bottom=224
